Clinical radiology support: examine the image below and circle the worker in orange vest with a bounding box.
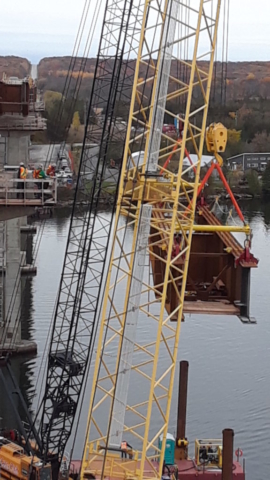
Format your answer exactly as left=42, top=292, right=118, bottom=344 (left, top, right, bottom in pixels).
left=33, top=166, right=41, bottom=198
left=32, top=167, right=40, bottom=179
left=46, top=163, right=56, bottom=177
left=172, top=234, right=180, bottom=258
left=17, top=162, right=28, bottom=199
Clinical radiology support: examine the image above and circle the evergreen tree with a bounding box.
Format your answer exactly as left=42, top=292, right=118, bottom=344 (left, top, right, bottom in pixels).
left=245, top=170, right=261, bottom=196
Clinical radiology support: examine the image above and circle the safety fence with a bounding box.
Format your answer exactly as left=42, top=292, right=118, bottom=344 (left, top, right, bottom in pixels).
left=0, top=178, right=57, bottom=206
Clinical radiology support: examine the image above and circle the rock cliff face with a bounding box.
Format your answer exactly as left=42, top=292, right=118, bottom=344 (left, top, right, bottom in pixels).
left=0, top=56, right=31, bottom=79
left=37, top=56, right=96, bottom=97
left=2, top=55, right=270, bottom=102
left=37, top=57, right=270, bottom=102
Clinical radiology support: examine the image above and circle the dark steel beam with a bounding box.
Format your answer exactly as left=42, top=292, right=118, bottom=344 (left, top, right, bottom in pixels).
left=222, top=428, right=234, bottom=480
left=240, top=268, right=251, bottom=319
left=177, top=361, right=189, bottom=440
left=206, top=263, right=230, bottom=293
left=175, top=361, right=189, bottom=460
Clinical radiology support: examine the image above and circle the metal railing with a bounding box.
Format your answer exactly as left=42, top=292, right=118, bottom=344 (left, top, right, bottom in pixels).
left=30, top=101, right=45, bottom=111
left=0, top=221, right=5, bottom=326
left=195, top=439, right=222, bottom=468
left=0, top=178, right=57, bottom=206
left=0, top=115, right=46, bottom=131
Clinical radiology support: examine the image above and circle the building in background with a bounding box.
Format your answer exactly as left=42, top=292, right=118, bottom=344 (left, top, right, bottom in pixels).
left=228, top=153, right=270, bottom=172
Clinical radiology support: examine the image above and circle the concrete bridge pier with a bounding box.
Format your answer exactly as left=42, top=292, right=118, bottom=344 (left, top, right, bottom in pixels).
left=0, top=216, right=37, bottom=355
left=5, top=134, right=30, bottom=166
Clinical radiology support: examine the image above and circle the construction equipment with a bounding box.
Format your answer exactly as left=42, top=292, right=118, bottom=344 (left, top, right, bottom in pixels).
left=78, top=1, right=251, bottom=479
left=0, top=0, right=147, bottom=478
left=0, top=1, right=254, bottom=479
left=205, top=123, right=227, bottom=166
left=0, top=437, right=51, bottom=480
left=195, top=439, right=223, bottom=469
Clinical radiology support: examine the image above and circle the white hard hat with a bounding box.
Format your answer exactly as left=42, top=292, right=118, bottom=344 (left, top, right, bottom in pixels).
left=20, top=162, right=25, bottom=166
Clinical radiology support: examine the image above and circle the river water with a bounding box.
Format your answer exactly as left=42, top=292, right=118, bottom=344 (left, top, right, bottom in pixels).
left=2, top=200, right=270, bottom=480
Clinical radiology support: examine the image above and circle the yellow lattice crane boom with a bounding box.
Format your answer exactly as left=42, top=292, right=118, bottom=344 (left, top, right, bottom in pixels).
left=79, top=1, right=241, bottom=479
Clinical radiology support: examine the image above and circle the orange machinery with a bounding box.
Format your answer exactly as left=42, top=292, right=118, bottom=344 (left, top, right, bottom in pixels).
left=0, top=437, right=51, bottom=480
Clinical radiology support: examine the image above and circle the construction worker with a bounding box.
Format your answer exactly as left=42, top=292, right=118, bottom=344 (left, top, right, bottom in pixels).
left=38, top=164, right=46, bottom=180
left=46, top=163, right=56, bottom=177
left=17, top=162, right=27, bottom=199
left=32, top=165, right=40, bottom=179
left=33, top=165, right=41, bottom=198
left=33, top=164, right=46, bottom=199
left=171, top=234, right=180, bottom=258
left=45, top=163, right=56, bottom=192
left=38, top=164, right=46, bottom=198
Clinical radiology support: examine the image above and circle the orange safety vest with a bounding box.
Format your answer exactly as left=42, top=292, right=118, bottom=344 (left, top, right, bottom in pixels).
left=33, top=169, right=40, bottom=179
left=20, top=167, right=27, bottom=179
left=46, top=165, right=55, bottom=177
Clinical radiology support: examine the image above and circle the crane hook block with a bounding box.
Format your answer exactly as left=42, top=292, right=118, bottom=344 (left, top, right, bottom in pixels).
left=205, top=123, right=227, bottom=154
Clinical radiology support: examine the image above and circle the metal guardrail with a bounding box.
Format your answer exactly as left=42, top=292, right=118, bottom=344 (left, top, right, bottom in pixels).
left=0, top=178, right=57, bottom=206
left=0, top=116, right=46, bottom=131
left=30, top=101, right=45, bottom=111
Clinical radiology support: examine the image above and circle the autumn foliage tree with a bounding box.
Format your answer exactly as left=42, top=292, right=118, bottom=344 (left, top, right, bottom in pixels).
left=227, top=129, right=241, bottom=144
left=225, top=129, right=242, bottom=158
left=249, top=131, right=270, bottom=153
left=43, top=91, right=84, bottom=141
left=72, top=111, right=81, bottom=131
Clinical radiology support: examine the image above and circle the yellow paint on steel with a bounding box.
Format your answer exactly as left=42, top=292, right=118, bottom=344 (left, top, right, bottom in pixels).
left=81, top=2, right=224, bottom=480
left=81, top=0, right=151, bottom=476
left=192, top=225, right=250, bottom=234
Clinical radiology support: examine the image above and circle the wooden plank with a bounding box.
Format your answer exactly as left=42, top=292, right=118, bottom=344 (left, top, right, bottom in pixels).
left=183, top=300, right=239, bottom=315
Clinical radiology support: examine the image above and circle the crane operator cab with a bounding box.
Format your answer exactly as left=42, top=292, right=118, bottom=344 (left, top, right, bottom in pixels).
left=32, top=462, right=51, bottom=480
left=0, top=437, right=52, bottom=480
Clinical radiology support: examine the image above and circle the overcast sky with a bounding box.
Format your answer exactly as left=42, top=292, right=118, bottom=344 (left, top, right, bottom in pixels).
left=1, top=1, right=270, bottom=63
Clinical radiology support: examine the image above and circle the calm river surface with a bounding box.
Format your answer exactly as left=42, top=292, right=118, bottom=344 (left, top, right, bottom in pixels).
left=2, top=200, right=270, bottom=480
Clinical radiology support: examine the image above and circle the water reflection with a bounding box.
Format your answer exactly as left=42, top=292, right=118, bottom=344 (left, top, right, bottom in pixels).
left=1, top=202, right=270, bottom=480
left=240, top=198, right=270, bottom=229
left=0, top=226, right=37, bottom=431
left=0, top=355, right=35, bottom=431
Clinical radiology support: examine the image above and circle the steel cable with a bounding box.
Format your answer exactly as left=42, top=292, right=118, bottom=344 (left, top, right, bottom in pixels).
left=79, top=3, right=175, bottom=476
left=69, top=0, right=148, bottom=466
left=33, top=0, right=105, bottom=414
left=29, top=0, right=143, bottom=466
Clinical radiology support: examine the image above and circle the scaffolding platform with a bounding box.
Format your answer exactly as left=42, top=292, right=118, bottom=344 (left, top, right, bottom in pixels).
left=0, top=114, right=46, bottom=131
left=0, top=175, right=57, bottom=207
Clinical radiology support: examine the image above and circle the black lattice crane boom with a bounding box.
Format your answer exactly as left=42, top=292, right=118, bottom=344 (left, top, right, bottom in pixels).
left=0, top=2, right=146, bottom=479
